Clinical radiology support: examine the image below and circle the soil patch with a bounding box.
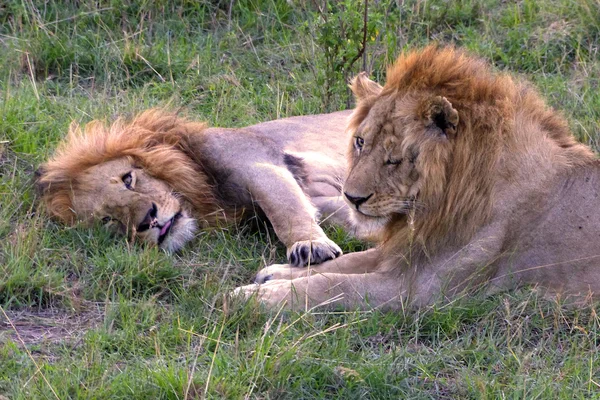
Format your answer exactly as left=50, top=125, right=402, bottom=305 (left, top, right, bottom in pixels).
left=0, top=307, right=103, bottom=345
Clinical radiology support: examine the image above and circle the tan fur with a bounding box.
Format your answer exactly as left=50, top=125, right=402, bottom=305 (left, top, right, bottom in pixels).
left=242, top=46, right=600, bottom=310
left=37, top=109, right=356, bottom=264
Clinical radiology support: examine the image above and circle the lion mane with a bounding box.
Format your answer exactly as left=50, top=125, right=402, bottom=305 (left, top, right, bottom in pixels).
left=352, top=45, right=594, bottom=265
left=36, top=110, right=225, bottom=226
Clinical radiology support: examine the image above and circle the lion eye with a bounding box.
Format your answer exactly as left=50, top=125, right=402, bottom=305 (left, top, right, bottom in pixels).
left=355, top=137, right=364, bottom=150
left=122, top=172, right=134, bottom=190
left=101, top=216, right=112, bottom=224
left=386, top=158, right=402, bottom=166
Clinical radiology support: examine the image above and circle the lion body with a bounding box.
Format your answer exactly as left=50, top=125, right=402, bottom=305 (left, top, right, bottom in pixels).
left=38, top=110, right=354, bottom=265
left=244, top=46, right=600, bottom=309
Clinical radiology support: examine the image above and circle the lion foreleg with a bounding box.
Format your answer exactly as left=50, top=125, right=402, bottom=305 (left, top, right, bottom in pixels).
left=235, top=270, right=408, bottom=311
left=254, top=248, right=381, bottom=283
left=245, top=163, right=342, bottom=266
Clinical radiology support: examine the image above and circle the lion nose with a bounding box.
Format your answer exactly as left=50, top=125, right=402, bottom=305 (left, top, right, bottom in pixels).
left=137, top=202, right=158, bottom=232
left=344, top=192, right=373, bottom=208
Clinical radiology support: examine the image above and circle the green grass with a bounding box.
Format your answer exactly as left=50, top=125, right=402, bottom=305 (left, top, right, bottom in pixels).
left=1, top=0, right=600, bottom=398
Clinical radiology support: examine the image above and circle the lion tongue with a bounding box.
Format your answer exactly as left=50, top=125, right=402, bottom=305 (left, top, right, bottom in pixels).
left=160, top=219, right=172, bottom=236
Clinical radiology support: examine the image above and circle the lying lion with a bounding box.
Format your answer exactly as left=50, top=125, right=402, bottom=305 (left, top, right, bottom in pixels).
left=36, top=109, right=360, bottom=266
left=238, top=45, right=600, bottom=309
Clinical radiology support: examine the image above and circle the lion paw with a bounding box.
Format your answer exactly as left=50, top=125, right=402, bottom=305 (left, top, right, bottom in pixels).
left=232, top=280, right=294, bottom=309
left=255, top=263, right=307, bottom=284
left=287, top=238, right=342, bottom=267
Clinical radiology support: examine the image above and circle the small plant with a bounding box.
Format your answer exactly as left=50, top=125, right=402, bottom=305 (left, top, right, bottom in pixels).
left=300, top=0, right=399, bottom=110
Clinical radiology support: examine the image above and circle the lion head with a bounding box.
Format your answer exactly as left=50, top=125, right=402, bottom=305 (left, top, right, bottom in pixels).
left=36, top=110, right=225, bottom=252
left=344, top=45, right=594, bottom=257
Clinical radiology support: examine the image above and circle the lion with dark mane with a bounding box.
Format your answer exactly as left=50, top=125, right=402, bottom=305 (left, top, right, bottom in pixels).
left=241, top=45, right=600, bottom=310
left=37, top=110, right=358, bottom=266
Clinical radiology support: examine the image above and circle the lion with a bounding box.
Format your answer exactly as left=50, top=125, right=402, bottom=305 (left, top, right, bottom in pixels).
left=237, top=45, right=600, bottom=310
left=36, top=109, right=362, bottom=266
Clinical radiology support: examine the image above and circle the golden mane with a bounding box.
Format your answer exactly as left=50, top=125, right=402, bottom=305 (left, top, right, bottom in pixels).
left=37, top=109, right=225, bottom=225
left=354, top=45, right=595, bottom=262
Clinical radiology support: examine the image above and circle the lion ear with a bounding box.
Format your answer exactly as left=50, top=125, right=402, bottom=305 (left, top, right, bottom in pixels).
left=420, top=96, right=459, bottom=138
left=350, top=72, right=383, bottom=102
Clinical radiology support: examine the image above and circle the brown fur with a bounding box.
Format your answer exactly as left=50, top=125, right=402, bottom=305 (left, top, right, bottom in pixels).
left=242, top=46, right=600, bottom=310
left=37, top=110, right=223, bottom=225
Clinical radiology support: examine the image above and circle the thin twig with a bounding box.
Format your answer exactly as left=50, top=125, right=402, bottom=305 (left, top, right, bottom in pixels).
left=25, top=52, right=40, bottom=101
left=362, top=0, right=369, bottom=71
left=311, top=0, right=326, bottom=21
left=182, top=317, right=208, bottom=400
left=227, top=0, right=234, bottom=29
left=347, top=0, right=369, bottom=72
left=135, top=52, right=166, bottom=82
left=39, top=8, right=113, bottom=28
left=203, top=314, right=226, bottom=397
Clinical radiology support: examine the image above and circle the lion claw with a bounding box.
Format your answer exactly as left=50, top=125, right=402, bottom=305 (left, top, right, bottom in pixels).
left=287, top=238, right=342, bottom=267
left=255, top=273, right=273, bottom=284
left=254, top=263, right=298, bottom=284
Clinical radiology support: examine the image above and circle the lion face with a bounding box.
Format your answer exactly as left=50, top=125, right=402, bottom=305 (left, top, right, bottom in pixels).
left=37, top=110, right=220, bottom=253
left=344, top=73, right=458, bottom=228
left=71, top=157, right=197, bottom=252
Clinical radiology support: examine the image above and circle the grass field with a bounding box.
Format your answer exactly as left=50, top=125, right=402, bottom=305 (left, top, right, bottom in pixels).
left=1, top=0, right=600, bottom=398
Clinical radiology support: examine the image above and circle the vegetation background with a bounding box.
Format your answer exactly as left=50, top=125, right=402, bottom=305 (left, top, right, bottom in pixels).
left=1, top=0, right=600, bottom=398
